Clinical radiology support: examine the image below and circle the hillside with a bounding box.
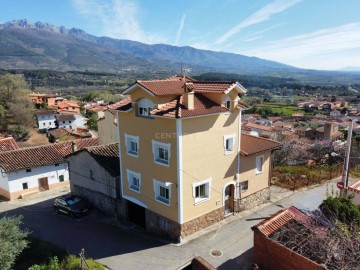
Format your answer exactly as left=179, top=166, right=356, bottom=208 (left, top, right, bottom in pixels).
left=1, top=19, right=360, bottom=84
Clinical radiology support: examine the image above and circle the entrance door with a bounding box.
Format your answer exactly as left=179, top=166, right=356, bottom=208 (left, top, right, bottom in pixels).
left=224, top=184, right=234, bottom=215
left=127, top=201, right=146, bottom=228
left=38, top=177, right=49, bottom=191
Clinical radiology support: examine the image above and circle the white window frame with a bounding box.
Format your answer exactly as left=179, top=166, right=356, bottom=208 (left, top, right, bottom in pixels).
left=239, top=180, right=248, bottom=192
left=137, top=98, right=154, bottom=117
left=256, top=155, right=264, bottom=174
left=125, top=134, right=139, bottom=157
left=225, top=96, right=231, bottom=110
left=223, top=134, right=235, bottom=155
left=152, top=140, right=171, bottom=167
left=127, top=169, right=141, bottom=193
left=153, top=179, right=172, bottom=206
left=192, top=178, right=211, bottom=205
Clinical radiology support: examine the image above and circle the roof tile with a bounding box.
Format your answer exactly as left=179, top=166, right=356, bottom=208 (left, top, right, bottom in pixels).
left=241, top=133, right=281, bottom=156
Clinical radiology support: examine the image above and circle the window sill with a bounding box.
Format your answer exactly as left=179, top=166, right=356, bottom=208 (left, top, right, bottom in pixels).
left=154, top=160, right=170, bottom=167
left=194, top=197, right=210, bottom=206
left=155, top=197, right=170, bottom=206
left=256, top=171, right=263, bottom=175
left=127, top=152, right=138, bottom=158
left=224, top=150, right=234, bottom=156
left=129, top=186, right=141, bottom=193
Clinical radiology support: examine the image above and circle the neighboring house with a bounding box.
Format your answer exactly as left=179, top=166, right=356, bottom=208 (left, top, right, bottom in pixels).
left=48, top=128, right=92, bottom=143
left=111, top=77, right=280, bottom=240
left=252, top=206, right=326, bottom=270
left=73, top=114, right=86, bottom=129
left=0, top=138, right=99, bottom=200
left=238, top=134, right=281, bottom=210
left=0, top=137, right=19, bottom=152
left=57, top=101, right=81, bottom=114
left=67, top=143, right=119, bottom=214
left=97, top=100, right=131, bottom=145
left=56, top=114, right=76, bottom=130
left=29, top=93, right=57, bottom=108
left=35, top=110, right=57, bottom=130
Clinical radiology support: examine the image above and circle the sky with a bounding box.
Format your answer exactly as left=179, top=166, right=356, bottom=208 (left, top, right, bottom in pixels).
left=1, top=0, right=360, bottom=71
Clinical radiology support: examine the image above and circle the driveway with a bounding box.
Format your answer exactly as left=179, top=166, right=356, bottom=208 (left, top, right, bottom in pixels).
left=0, top=177, right=356, bottom=270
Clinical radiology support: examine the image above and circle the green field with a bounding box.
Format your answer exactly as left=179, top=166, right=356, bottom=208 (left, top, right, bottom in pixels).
left=256, top=102, right=307, bottom=116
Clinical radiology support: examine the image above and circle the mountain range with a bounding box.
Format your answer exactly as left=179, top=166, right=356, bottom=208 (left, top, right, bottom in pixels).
left=1, top=19, right=360, bottom=84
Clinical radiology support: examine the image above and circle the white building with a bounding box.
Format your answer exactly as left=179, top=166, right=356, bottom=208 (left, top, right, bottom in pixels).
left=0, top=138, right=99, bottom=200
left=35, top=110, right=57, bottom=130
left=56, top=113, right=86, bottom=131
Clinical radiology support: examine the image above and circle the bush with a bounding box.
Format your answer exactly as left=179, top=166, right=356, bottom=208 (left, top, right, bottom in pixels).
left=60, top=255, right=105, bottom=270
left=320, top=195, right=360, bottom=226
left=28, top=255, right=105, bottom=270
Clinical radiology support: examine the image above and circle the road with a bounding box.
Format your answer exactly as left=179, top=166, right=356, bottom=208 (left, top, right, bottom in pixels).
left=0, top=177, right=356, bottom=270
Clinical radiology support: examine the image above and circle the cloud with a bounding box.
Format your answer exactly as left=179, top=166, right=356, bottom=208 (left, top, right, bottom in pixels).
left=240, top=22, right=360, bottom=69
left=175, top=14, right=186, bottom=46
left=214, top=0, right=301, bottom=45
left=72, top=0, right=165, bottom=44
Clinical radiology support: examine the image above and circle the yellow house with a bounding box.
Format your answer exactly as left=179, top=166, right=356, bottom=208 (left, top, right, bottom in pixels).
left=115, top=76, right=280, bottom=240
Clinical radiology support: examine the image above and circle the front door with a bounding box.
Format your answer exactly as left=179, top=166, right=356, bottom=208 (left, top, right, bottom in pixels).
left=127, top=201, right=146, bottom=228
left=224, top=184, right=234, bottom=215
left=38, top=177, right=49, bottom=191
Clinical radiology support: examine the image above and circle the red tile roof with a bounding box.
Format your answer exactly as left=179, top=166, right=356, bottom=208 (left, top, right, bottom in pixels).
left=151, top=94, right=229, bottom=118
left=109, top=97, right=132, bottom=111
left=240, top=134, right=281, bottom=156
left=57, top=101, right=80, bottom=109
left=35, top=110, right=57, bottom=116
left=245, top=122, right=273, bottom=132
left=137, top=80, right=185, bottom=96
left=0, top=137, right=19, bottom=152
left=0, top=138, right=98, bottom=172
left=252, top=206, right=310, bottom=236
left=126, top=80, right=246, bottom=96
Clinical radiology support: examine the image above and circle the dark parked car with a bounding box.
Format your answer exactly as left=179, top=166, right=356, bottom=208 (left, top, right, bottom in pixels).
left=54, top=195, right=89, bottom=217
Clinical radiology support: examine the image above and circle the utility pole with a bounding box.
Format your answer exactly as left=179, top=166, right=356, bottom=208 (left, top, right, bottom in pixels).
left=341, top=119, right=354, bottom=197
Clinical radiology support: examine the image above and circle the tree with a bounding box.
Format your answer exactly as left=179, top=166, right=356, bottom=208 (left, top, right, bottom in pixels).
left=0, top=74, right=28, bottom=106
left=0, top=215, right=29, bottom=270
left=8, top=96, right=33, bottom=127
left=273, top=140, right=308, bottom=166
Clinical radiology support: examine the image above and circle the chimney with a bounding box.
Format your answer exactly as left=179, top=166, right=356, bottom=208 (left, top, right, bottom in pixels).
left=71, top=141, right=77, bottom=153
left=184, top=83, right=194, bottom=110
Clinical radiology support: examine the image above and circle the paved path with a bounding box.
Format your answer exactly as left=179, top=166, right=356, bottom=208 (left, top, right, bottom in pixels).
left=0, top=177, right=356, bottom=270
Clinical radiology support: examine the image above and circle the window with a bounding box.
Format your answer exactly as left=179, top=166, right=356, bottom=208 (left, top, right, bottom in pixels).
left=125, top=134, right=139, bottom=157
left=137, top=98, right=154, bottom=117
left=26, top=168, right=31, bottom=173
left=22, top=183, right=28, bottom=190
left=239, top=180, right=248, bottom=192
left=192, top=178, right=211, bottom=204
left=152, top=141, right=171, bottom=166
left=225, top=96, right=231, bottom=110
left=70, top=125, right=72, bottom=129
left=62, top=121, right=65, bottom=124
left=256, top=156, right=264, bottom=174
left=153, top=179, right=171, bottom=205
left=43, top=123, right=46, bottom=126
left=223, top=134, right=235, bottom=155
left=59, top=175, right=64, bottom=182
left=127, top=170, right=141, bottom=192
left=55, top=163, right=59, bottom=167
left=69, top=121, right=72, bottom=123
left=90, top=170, right=95, bottom=180
left=49, top=122, right=51, bottom=125
left=157, top=216, right=170, bottom=231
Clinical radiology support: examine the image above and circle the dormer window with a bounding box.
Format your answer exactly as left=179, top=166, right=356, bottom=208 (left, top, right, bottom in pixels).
left=225, top=96, right=231, bottom=110
left=137, top=98, right=154, bottom=117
